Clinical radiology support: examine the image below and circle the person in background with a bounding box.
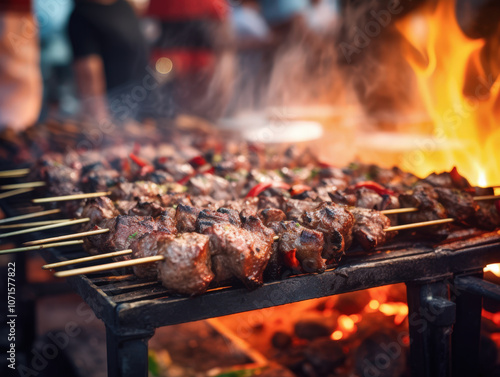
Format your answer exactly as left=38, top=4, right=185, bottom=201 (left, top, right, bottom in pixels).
left=145, top=0, right=235, bottom=121
left=0, top=0, right=42, bottom=131
left=258, top=0, right=309, bottom=40
left=304, top=0, right=339, bottom=35
left=228, top=0, right=273, bottom=112
left=34, top=0, right=76, bottom=120
left=68, top=0, right=148, bottom=123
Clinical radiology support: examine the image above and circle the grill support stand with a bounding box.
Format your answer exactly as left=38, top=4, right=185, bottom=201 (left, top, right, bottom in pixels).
left=406, top=277, right=456, bottom=377
left=451, top=271, right=484, bottom=377
left=106, top=326, right=154, bottom=377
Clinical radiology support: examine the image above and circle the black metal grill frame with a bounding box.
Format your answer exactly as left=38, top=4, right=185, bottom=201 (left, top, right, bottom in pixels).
left=2, top=194, right=500, bottom=377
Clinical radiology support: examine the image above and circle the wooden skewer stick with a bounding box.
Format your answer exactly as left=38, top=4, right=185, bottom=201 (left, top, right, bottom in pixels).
left=384, top=218, right=455, bottom=232
left=54, top=255, right=164, bottom=278
left=380, top=207, right=419, bottom=215
left=0, top=181, right=45, bottom=190
left=0, top=168, right=30, bottom=178
left=473, top=195, right=500, bottom=201
left=0, top=188, right=33, bottom=199
left=0, top=240, right=84, bottom=255
left=32, top=191, right=112, bottom=203
left=0, top=220, right=72, bottom=229
left=0, top=208, right=61, bottom=224
left=0, top=218, right=90, bottom=239
left=24, top=228, right=109, bottom=246
left=43, top=249, right=133, bottom=270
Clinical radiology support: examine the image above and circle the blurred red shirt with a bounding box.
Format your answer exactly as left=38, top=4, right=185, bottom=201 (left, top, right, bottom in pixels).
left=146, top=0, right=229, bottom=76
left=146, top=0, right=228, bottom=21
left=0, top=0, right=31, bottom=12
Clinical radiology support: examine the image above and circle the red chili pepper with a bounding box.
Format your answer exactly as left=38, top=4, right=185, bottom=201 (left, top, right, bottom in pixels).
left=157, top=157, right=168, bottom=164
left=122, top=158, right=130, bottom=173
left=283, top=248, right=302, bottom=271
left=129, top=153, right=151, bottom=169
left=189, top=155, right=207, bottom=168
left=245, top=181, right=291, bottom=198
left=353, top=181, right=397, bottom=197
left=317, top=160, right=332, bottom=168
left=290, top=184, right=312, bottom=196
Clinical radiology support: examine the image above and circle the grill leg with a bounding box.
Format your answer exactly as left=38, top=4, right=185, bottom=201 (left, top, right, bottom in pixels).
left=451, top=271, right=483, bottom=377
left=406, top=279, right=456, bottom=377
left=106, top=326, right=154, bottom=377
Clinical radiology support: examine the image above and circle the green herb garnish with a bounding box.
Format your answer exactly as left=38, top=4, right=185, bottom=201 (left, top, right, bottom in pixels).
left=128, top=232, right=138, bottom=239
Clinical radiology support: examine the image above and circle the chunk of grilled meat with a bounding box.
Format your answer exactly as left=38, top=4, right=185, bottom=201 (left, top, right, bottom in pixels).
left=201, top=222, right=274, bottom=288
left=175, top=204, right=202, bottom=232
left=434, top=187, right=478, bottom=226
left=474, top=201, right=500, bottom=231
left=130, top=232, right=172, bottom=279
left=399, top=184, right=448, bottom=224
left=157, top=233, right=214, bottom=295
left=81, top=197, right=119, bottom=225
left=301, top=202, right=355, bottom=262
left=285, top=199, right=320, bottom=222
left=275, top=221, right=325, bottom=273
left=258, top=208, right=287, bottom=226
left=195, top=208, right=241, bottom=233
left=127, top=200, right=165, bottom=217
left=84, top=215, right=176, bottom=255
left=350, top=208, right=395, bottom=251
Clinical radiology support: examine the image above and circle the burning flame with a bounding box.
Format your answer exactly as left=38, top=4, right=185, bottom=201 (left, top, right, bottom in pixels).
left=396, top=0, right=500, bottom=186
left=484, top=263, right=500, bottom=277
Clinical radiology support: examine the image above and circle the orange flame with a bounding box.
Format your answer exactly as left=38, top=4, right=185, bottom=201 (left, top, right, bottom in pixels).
left=396, top=0, right=500, bottom=186
left=484, top=263, right=500, bottom=277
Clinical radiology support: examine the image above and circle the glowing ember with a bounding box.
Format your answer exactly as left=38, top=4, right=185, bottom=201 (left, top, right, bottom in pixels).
left=331, top=330, right=343, bottom=341
left=338, top=315, right=355, bottom=332
left=484, top=263, right=500, bottom=277
left=368, top=299, right=380, bottom=310
left=396, top=0, right=500, bottom=186
left=349, top=314, right=361, bottom=323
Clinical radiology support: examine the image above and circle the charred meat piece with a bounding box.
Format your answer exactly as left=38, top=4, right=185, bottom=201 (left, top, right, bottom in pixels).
left=157, top=233, right=214, bottom=295
left=202, top=223, right=273, bottom=288
left=434, top=187, right=478, bottom=225
left=424, top=167, right=471, bottom=189
left=217, top=208, right=242, bottom=227
left=275, top=221, right=325, bottom=273
left=175, top=204, right=202, bottom=232
left=186, top=175, right=235, bottom=201
left=399, top=184, right=448, bottom=224
left=81, top=168, right=122, bottom=192
left=285, top=199, right=319, bottom=221
left=81, top=197, right=119, bottom=225
left=190, top=195, right=225, bottom=210
left=195, top=208, right=240, bottom=233
left=350, top=208, right=395, bottom=251
left=474, top=201, right=500, bottom=230
left=40, top=161, right=81, bottom=197
left=110, top=181, right=163, bottom=201
left=159, top=193, right=193, bottom=208
left=130, top=232, right=173, bottom=279
left=301, top=202, right=355, bottom=262
left=258, top=195, right=285, bottom=211
left=128, top=200, right=165, bottom=217
left=223, top=197, right=259, bottom=213
left=84, top=215, right=175, bottom=254
left=258, top=208, right=287, bottom=226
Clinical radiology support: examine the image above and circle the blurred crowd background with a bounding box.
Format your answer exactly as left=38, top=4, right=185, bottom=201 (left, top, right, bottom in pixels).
left=0, top=0, right=341, bottom=130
